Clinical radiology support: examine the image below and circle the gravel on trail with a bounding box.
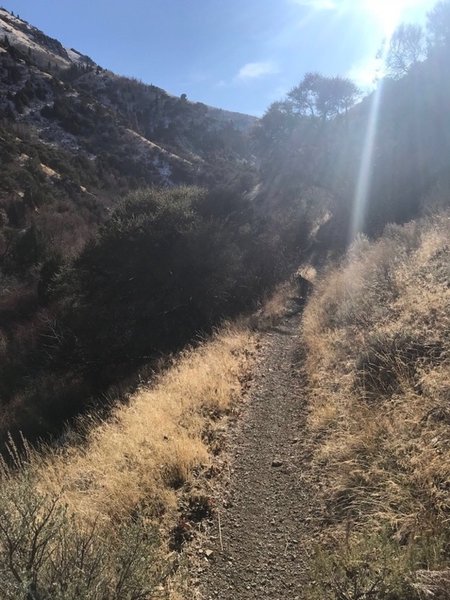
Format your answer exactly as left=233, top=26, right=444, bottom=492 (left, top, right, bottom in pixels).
left=192, top=308, right=324, bottom=600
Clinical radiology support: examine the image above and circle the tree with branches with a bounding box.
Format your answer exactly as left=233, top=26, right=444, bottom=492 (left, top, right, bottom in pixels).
left=385, top=24, right=425, bottom=78
left=287, top=73, right=360, bottom=121
left=427, top=0, right=450, bottom=52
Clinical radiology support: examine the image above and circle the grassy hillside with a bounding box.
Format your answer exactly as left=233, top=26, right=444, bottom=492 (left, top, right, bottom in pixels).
left=302, top=212, right=450, bottom=598
left=1, top=211, right=448, bottom=599
left=0, top=324, right=255, bottom=599
left=0, top=4, right=449, bottom=595
left=2, top=1, right=450, bottom=445
left=0, top=6, right=261, bottom=445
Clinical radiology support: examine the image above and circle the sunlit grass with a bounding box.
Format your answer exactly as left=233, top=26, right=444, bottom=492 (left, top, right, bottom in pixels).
left=38, top=324, right=255, bottom=524
left=302, top=212, right=450, bottom=598
left=0, top=324, right=255, bottom=598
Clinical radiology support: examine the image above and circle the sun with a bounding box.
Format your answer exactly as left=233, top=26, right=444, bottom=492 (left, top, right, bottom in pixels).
left=364, top=0, right=423, bottom=38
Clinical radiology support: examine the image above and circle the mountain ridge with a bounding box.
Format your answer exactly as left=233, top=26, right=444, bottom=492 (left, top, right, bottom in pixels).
left=0, top=5, right=257, bottom=190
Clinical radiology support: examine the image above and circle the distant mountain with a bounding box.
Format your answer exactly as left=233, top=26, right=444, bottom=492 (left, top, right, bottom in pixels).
left=0, top=7, right=257, bottom=190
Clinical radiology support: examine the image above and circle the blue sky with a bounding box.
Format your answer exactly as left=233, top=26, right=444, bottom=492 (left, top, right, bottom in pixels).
left=3, top=0, right=436, bottom=115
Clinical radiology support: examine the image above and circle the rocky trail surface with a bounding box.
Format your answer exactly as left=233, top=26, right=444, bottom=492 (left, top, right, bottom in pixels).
left=191, top=304, right=323, bottom=599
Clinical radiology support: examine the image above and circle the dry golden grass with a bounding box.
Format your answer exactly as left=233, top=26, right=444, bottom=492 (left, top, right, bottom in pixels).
left=252, top=264, right=317, bottom=330
left=0, top=324, right=255, bottom=598
left=251, top=281, right=294, bottom=328
left=36, top=324, right=255, bottom=526
left=302, top=213, right=450, bottom=598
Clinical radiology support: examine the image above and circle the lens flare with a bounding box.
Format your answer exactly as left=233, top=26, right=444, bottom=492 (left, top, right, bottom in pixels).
left=364, top=0, right=404, bottom=37
left=350, top=0, right=421, bottom=237
left=351, top=81, right=384, bottom=237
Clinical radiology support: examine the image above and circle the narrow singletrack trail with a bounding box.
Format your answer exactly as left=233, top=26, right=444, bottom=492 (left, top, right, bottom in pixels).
left=194, top=306, right=323, bottom=600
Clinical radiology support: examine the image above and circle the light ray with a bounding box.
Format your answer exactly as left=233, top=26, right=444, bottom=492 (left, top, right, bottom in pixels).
left=350, top=80, right=384, bottom=237
left=350, top=39, right=391, bottom=237
left=349, top=0, right=430, bottom=236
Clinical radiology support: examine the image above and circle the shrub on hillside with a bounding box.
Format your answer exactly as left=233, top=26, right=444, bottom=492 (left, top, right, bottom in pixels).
left=309, top=531, right=446, bottom=600
left=302, top=213, right=450, bottom=598
left=0, top=468, right=163, bottom=600
left=56, top=185, right=288, bottom=385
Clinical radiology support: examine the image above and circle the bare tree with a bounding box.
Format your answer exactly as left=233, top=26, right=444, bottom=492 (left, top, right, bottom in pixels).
left=385, top=24, right=425, bottom=78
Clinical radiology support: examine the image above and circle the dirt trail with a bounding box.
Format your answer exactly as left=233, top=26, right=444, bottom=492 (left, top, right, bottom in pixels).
left=193, top=305, right=323, bottom=600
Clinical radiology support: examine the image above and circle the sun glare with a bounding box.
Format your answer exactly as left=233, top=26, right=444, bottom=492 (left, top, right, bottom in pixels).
left=364, top=0, right=423, bottom=38
left=350, top=0, right=429, bottom=237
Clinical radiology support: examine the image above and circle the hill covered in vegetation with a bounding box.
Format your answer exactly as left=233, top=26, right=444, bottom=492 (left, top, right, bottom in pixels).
left=302, top=211, right=450, bottom=599
left=0, top=1, right=449, bottom=451
left=0, top=1, right=449, bottom=599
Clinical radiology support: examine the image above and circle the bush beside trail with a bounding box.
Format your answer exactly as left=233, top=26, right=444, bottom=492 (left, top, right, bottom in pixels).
left=302, top=212, right=450, bottom=599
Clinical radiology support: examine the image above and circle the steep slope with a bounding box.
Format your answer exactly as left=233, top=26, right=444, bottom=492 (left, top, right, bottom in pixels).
left=0, top=8, right=265, bottom=444
left=0, top=210, right=447, bottom=599
left=252, top=32, right=450, bottom=249
left=0, top=5, right=258, bottom=275
left=0, top=7, right=256, bottom=182
left=0, top=8, right=94, bottom=69
left=300, top=213, right=450, bottom=599
left=0, top=323, right=256, bottom=599
left=0, top=6, right=257, bottom=280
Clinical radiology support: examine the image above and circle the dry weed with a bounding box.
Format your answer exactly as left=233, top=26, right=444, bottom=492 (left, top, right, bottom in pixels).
left=38, top=324, right=255, bottom=524
left=0, top=324, right=255, bottom=598
left=251, top=281, right=294, bottom=329
left=302, top=212, right=450, bottom=597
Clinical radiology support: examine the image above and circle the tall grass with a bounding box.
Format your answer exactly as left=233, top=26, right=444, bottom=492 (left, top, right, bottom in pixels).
left=302, top=213, right=450, bottom=598
left=0, top=324, right=255, bottom=598
left=40, top=324, right=254, bottom=522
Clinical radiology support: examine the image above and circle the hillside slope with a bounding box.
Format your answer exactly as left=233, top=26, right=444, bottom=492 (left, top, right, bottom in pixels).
left=0, top=7, right=256, bottom=171
left=0, top=7, right=257, bottom=260
left=0, top=4, right=257, bottom=293
left=0, top=211, right=447, bottom=599
left=0, top=8, right=265, bottom=443
left=301, top=213, right=450, bottom=598
left=0, top=323, right=256, bottom=599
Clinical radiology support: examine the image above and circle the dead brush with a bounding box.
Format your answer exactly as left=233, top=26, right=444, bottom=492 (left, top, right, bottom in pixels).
left=355, top=332, right=446, bottom=400
left=35, top=324, right=255, bottom=524
left=251, top=266, right=316, bottom=330
left=0, top=463, right=164, bottom=600
left=250, top=281, right=294, bottom=329
left=413, top=569, right=450, bottom=599
left=0, top=324, right=256, bottom=598
left=308, top=529, right=448, bottom=600
left=302, top=212, right=450, bottom=598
